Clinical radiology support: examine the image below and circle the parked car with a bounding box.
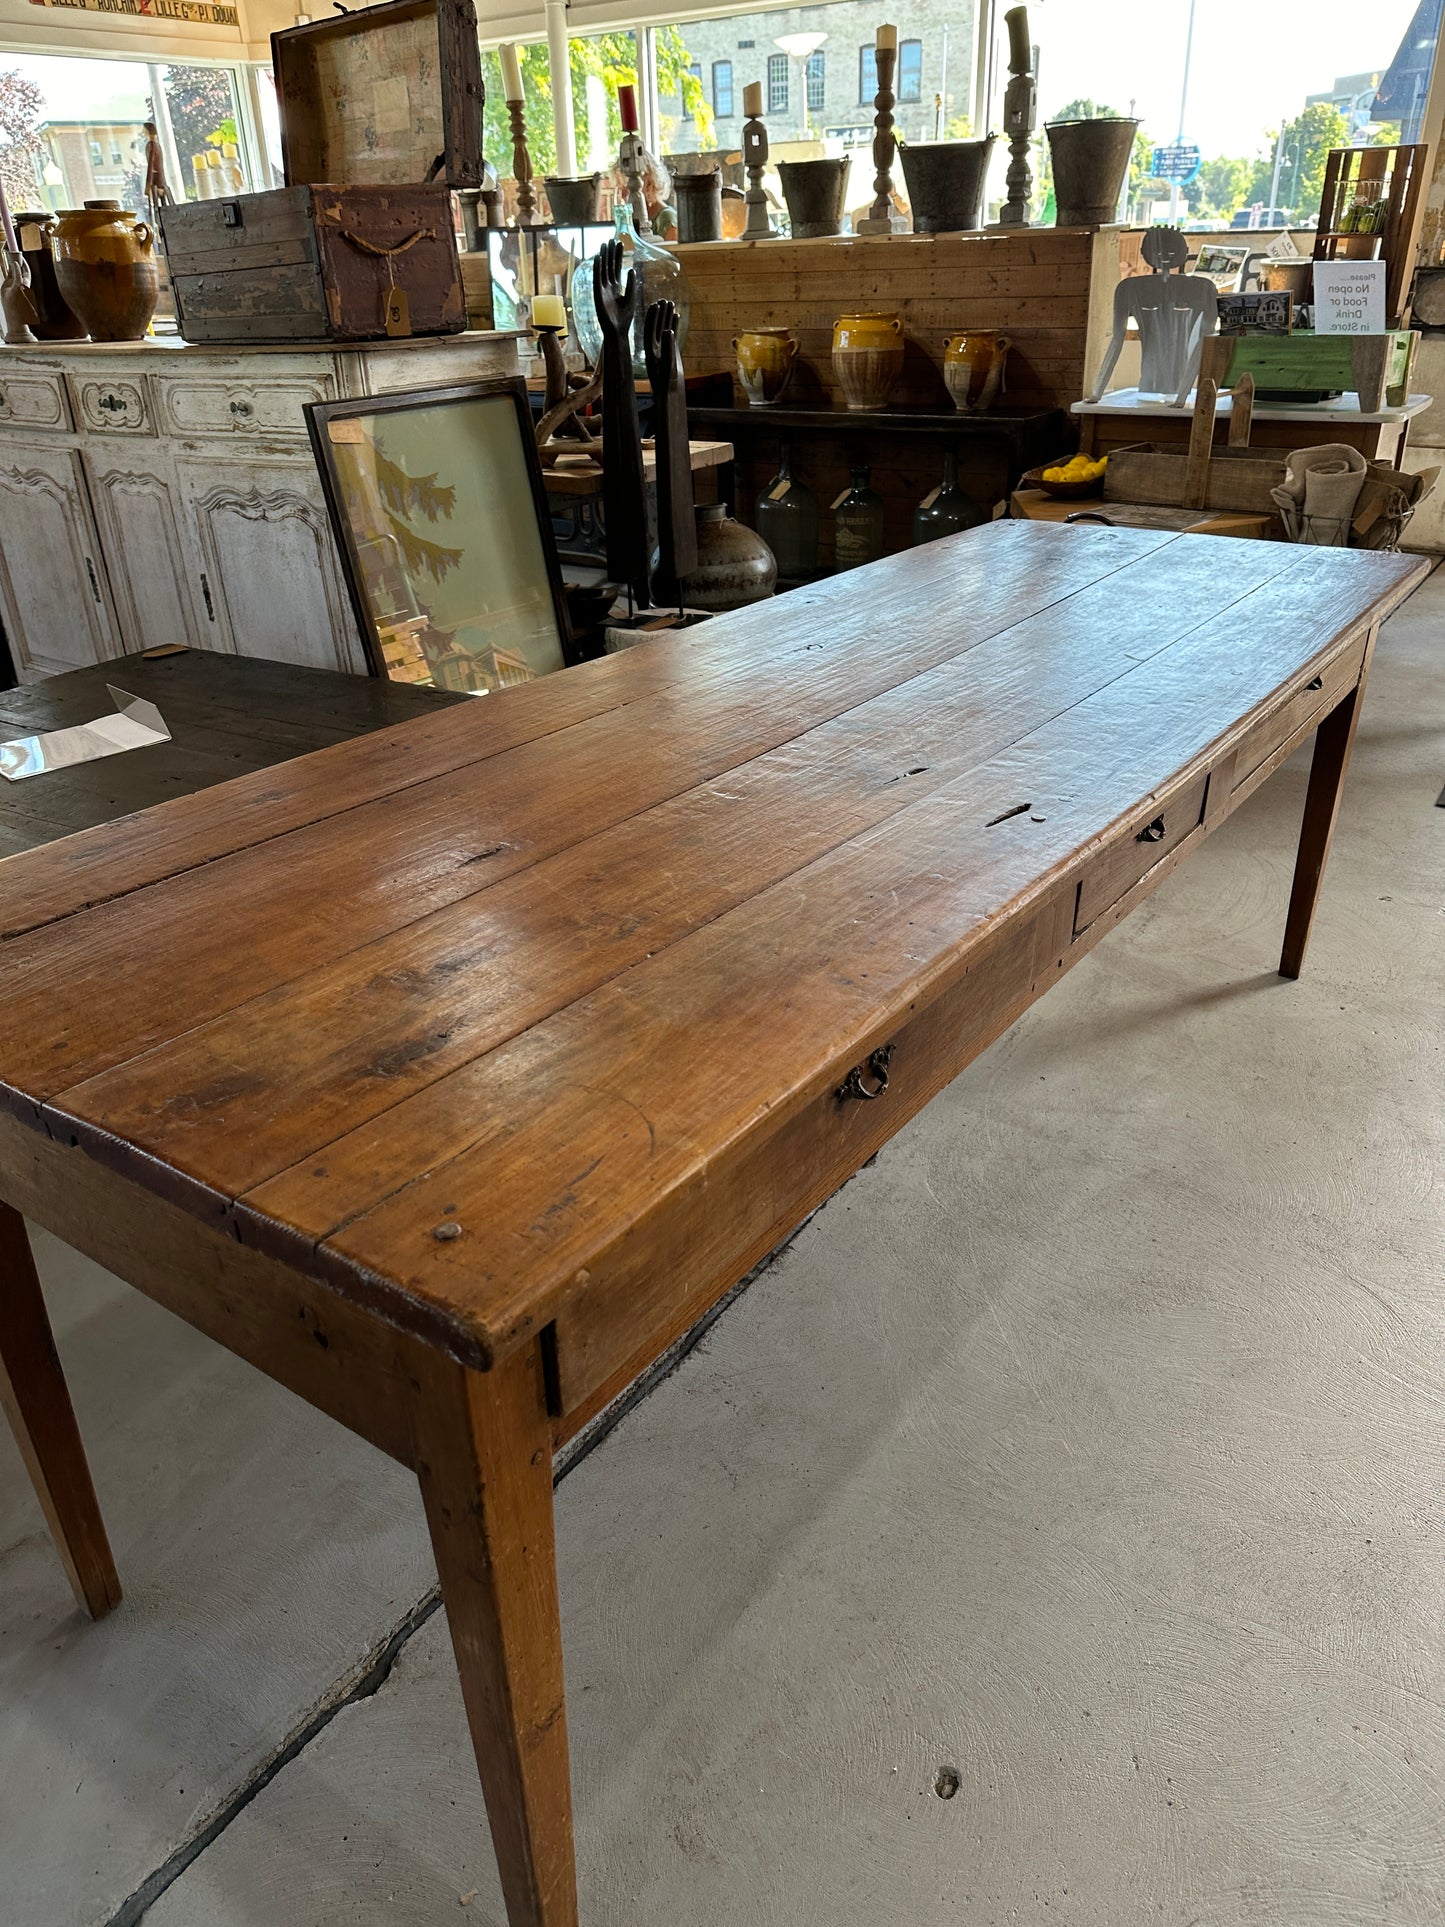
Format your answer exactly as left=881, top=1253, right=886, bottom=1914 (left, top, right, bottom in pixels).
left=1230, top=207, right=1291, bottom=229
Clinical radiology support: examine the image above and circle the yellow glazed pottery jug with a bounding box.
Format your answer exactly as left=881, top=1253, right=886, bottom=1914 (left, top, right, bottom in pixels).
left=832, top=311, right=905, bottom=412
left=734, top=326, right=799, bottom=407
left=943, top=330, right=1011, bottom=412
left=50, top=201, right=158, bottom=343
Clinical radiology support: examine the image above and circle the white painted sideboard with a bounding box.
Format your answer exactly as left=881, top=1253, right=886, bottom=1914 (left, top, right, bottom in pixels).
left=0, top=331, right=521, bottom=681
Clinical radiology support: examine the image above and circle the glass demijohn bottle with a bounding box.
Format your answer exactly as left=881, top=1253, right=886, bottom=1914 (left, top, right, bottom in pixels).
left=913, top=449, right=985, bottom=546
left=570, top=201, right=690, bottom=378
left=755, top=441, right=819, bottom=583
left=833, top=464, right=885, bottom=571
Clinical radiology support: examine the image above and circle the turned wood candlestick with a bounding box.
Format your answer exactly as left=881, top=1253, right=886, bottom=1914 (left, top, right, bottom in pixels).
left=857, top=45, right=898, bottom=235
left=742, top=113, right=772, bottom=240
left=998, top=4, right=1037, bottom=229
left=507, top=99, right=537, bottom=227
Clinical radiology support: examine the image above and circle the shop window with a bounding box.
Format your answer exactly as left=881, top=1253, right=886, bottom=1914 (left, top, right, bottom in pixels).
left=768, top=53, right=789, bottom=114
left=713, top=59, right=735, bottom=118
left=897, top=39, right=922, bottom=105
left=989, top=0, right=1440, bottom=230
left=806, top=50, right=826, bottom=113
left=860, top=45, right=878, bottom=103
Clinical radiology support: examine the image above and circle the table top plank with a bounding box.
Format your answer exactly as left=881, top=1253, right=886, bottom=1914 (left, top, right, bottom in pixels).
left=50, top=537, right=1314, bottom=1202
left=230, top=545, right=1418, bottom=1363
left=0, top=528, right=1423, bottom=1372
left=0, top=527, right=1189, bottom=1100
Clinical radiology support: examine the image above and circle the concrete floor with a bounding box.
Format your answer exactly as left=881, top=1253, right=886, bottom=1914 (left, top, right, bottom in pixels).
left=3, top=567, right=1443, bottom=1926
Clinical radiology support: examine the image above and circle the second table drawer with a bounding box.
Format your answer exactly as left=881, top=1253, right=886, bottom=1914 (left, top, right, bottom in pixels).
left=1231, top=636, right=1366, bottom=793
left=1074, top=770, right=1211, bottom=936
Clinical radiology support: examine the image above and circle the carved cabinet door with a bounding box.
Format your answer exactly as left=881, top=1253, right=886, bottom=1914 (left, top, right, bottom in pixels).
left=0, top=441, right=121, bottom=678
left=173, top=457, right=368, bottom=676
left=83, top=445, right=202, bottom=654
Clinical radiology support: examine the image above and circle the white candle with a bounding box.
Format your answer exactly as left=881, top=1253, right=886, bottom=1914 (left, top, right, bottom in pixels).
left=531, top=293, right=567, bottom=329
left=743, top=80, right=764, bottom=116
left=499, top=43, right=525, bottom=103
left=876, top=22, right=898, bottom=50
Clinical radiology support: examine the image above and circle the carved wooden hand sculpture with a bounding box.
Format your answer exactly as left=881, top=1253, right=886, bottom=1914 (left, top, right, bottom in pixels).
left=642, top=298, right=697, bottom=608
left=594, top=238, right=650, bottom=610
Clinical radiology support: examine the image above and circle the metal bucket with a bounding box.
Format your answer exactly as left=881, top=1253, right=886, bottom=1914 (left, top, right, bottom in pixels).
left=673, top=169, right=723, bottom=243
left=898, top=137, right=994, bottom=234
left=1045, top=118, right=1139, bottom=226
left=778, top=157, right=850, bottom=239
left=544, top=174, right=603, bottom=225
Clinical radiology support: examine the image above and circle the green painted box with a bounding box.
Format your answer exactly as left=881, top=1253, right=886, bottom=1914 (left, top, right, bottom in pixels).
left=1223, top=331, right=1416, bottom=409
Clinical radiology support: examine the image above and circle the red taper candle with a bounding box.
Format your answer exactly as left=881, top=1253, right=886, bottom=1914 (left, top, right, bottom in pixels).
left=618, top=83, right=639, bottom=132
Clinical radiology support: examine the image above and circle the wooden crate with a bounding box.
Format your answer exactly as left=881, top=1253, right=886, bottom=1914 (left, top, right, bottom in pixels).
left=1105, top=442, right=1288, bottom=515
left=163, top=186, right=464, bottom=344
left=159, top=0, right=480, bottom=345
left=674, top=226, right=1123, bottom=412
left=1222, top=330, right=1416, bottom=407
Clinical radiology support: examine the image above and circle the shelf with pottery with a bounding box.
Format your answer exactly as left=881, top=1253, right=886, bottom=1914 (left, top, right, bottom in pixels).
left=0, top=329, right=523, bottom=682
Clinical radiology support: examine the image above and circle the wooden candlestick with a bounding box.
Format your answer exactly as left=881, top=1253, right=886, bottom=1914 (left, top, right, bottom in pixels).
left=857, top=44, right=898, bottom=235
left=620, top=130, right=650, bottom=235
left=998, top=4, right=1037, bottom=229
left=742, top=112, right=772, bottom=240
left=507, top=99, right=537, bottom=227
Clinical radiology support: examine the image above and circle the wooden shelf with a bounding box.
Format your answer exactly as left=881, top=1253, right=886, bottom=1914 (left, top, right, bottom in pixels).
left=687, top=403, right=1071, bottom=488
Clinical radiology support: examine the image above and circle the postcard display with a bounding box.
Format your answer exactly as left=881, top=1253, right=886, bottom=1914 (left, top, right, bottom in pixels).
left=160, top=0, right=483, bottom=344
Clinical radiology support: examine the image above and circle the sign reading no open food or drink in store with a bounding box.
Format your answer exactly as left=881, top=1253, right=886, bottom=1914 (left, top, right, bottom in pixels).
left=1313, top=261, right=1387, bottom=335
left=28, top=0, right=240, bottom=23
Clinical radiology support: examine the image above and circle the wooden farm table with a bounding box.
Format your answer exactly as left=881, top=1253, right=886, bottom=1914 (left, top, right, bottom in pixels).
left=0, top=524, right=1424, bottom=1924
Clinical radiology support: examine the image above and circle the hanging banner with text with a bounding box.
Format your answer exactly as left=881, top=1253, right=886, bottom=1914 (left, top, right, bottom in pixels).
left=1313, top=261, right=1387, bottom=335
left=28, top=0, right=239, bottom=24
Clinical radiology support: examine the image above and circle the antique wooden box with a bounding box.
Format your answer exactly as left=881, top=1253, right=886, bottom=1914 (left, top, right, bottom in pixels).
left=161, top=0, right=482, bottom=345
left=162, top=185, right=465, bottom=344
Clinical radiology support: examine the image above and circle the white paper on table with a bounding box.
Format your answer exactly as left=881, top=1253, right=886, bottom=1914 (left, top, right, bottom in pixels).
left=1313, top=261, right=1387, bottom=335
left=0, top=686, right=171, bottom=782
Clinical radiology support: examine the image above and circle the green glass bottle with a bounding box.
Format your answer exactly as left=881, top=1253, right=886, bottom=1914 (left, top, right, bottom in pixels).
left=913, top=450, right=986, bottom=546
left=834, top=464, right=885, bottom=571
left=755, top=441, right=819, bottom=584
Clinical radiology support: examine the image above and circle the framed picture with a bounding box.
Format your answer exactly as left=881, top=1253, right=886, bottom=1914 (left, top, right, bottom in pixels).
left=307, top=377, right=575, bottom=692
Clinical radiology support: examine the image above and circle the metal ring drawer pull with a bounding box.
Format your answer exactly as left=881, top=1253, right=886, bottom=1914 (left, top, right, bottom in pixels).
left=838, top=1043, right=894, bottom=1102
left=1136, top=815, right=1167, bottom=844
left=1306, top=675, right=1324, bottom=691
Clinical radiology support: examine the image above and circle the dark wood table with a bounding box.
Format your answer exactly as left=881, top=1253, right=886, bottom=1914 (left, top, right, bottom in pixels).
left=0, top=527, right=1424, bottom=1925
left=0, top=650, right=462, bottom=857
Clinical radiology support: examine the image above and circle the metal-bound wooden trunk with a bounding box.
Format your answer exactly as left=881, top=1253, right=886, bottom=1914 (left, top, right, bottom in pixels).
left=159, top=0, right=480, bottom=346
left=163, top=186, right=465, bottom=344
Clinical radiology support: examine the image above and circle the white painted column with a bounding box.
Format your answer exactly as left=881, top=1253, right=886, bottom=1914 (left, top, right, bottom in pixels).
left=545, top=0, right=578, bottom=177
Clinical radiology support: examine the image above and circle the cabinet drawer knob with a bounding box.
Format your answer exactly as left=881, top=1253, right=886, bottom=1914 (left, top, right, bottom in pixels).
left=838, top=1043, right=894, bottom=1103
left=1306, top=674, right=1324, bottom=691
left=1137, top=815, right=1167, bottom=844
left=229, top=398, right=253, bottom=419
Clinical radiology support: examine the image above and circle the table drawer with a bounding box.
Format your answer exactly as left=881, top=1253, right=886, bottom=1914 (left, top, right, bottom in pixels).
left=1232, top=636, right=1366, bottom=792
left=158, top=372, right=335, bottom=440
left=0, top=368, right=71, bottom=432
left=552, top=907, right=1051, bottom=1424
left=1073, top=769, right=1210, bottom=936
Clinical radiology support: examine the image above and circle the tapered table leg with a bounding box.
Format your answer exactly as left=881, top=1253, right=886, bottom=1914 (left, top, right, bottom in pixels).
left=0, top=1202, right=121, bottom=1619
left=417, top=1341, right=578, bottom=1927
left=1279, top=670, right=1371, bottom=982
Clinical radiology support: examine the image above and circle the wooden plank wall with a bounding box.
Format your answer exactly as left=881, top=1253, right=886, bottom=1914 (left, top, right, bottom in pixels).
left=675, top=225, right=1127, bottom=411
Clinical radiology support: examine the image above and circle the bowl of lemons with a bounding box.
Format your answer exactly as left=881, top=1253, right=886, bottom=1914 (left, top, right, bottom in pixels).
left=1023, top=453, right=1108, bottom=500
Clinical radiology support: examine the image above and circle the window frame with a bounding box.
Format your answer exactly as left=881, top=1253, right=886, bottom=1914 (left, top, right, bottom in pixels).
left=767, top=51, right=789, bottom=115
left=806, top=49, right=826, bottom=113
left=859, top=44, right=878, bottom=104
left=897, top=37, right=923, bottom=104
left=712, top=57, right=735, bottom=118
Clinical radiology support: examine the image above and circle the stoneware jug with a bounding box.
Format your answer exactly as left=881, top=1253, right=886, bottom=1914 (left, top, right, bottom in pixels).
left=943, top=331, right=1011, bottom=412
left=51, top=201, right=158, bottom=343
left=734, top=326, right=799, bottom=407
left=679, top=503, right=776, bottom=611
left=832, top=311, right=905, bottom=412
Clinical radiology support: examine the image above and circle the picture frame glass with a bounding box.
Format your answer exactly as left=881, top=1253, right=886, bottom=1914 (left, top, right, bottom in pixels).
left=322, top=392, right=567, bottom=693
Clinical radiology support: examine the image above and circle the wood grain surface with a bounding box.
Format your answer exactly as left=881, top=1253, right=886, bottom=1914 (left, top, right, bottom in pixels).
left=0, top=525, right=1424, bottom=1376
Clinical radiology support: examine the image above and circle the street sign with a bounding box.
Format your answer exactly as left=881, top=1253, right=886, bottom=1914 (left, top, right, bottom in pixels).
left=1151, top=141, right=1202, bottom=185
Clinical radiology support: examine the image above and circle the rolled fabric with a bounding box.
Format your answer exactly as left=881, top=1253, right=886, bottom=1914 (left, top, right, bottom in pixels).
left=1271, top=442, right=1367, bottom=545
